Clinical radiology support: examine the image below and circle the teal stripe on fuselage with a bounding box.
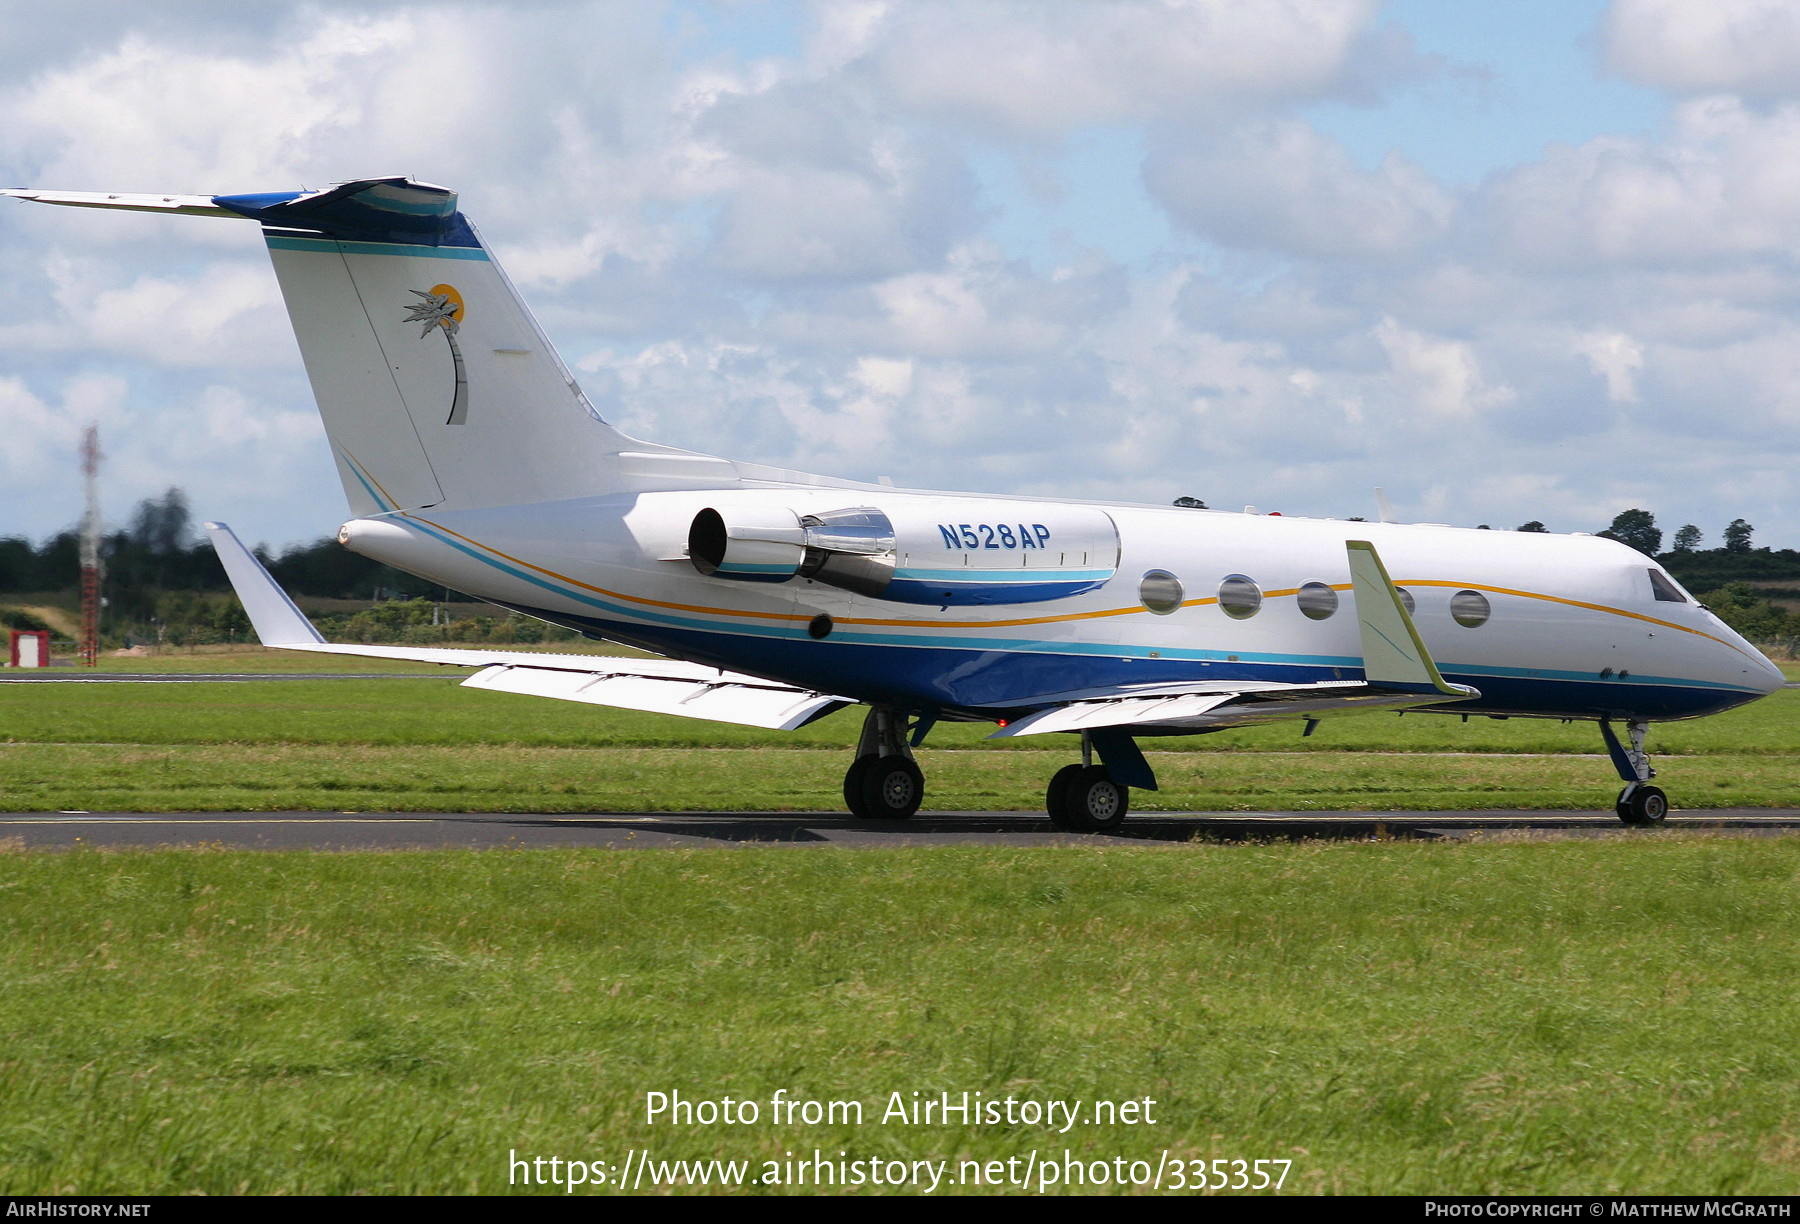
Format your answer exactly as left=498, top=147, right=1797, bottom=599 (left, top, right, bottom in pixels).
left=265, top=235, right=490, bottom=260
left=893, top=567, right=1113, bottom=582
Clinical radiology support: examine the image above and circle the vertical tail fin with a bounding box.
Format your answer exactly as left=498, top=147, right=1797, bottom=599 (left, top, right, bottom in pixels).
left=215, top=178, right=625, bottom=514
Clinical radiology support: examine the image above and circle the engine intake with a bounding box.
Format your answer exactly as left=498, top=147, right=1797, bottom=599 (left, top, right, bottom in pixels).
left=687, top=506, right=805, bottom=582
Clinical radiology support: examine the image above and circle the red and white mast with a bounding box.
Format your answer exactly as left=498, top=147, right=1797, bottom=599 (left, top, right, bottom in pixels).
left=78, top=425, right=101, bottom=668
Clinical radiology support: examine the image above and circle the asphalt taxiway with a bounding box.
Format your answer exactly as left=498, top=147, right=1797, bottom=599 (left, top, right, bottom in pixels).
left=4, top=809, right=1799, bottom=850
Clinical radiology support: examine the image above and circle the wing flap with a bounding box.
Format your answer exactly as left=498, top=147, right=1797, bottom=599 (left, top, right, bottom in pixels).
left=989, top=678, right=1471, bottom=738
left=463, top=664, right=847, bottom=730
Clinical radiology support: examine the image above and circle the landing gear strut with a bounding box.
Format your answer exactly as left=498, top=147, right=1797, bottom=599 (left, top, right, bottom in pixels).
left=843, top=706, right=924, bottom=820
left=1602, top=718, right=1669, bottom=826
left=1046, top=732, right=1131, bottom=833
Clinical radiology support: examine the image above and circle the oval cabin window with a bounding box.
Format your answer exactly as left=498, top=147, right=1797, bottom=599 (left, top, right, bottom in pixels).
left=1397, top=587, right=1416, bottom=615
left=1450, top=589, right=1491, bottom=628
left=1139, top=570, right=1184, bottom=615
left=1297, top=582, right=1338, bottom=620
left=1218, top=575, right=1263, bottom=619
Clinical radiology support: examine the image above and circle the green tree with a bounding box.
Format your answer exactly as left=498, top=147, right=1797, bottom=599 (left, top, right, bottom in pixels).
left=1598, top=508, right=1661, bottom=555
left=1672, top=524, right=1702, bottom=552
left=1697, top=582, right=1796, bottom=640
left=1724, top=519, right=1754, bottom=553
left=1516, top=521, right=1548, bottom=533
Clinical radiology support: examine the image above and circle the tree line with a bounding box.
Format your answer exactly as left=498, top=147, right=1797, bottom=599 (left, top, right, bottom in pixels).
left=0, top=488, right=580, bottom=649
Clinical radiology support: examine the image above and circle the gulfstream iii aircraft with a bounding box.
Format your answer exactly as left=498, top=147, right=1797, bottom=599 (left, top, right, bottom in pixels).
left=7, top=177, right=1784, bottom=829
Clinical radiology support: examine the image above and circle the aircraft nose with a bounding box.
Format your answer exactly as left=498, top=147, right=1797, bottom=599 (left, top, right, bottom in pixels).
left=1720, top=636, right=1787, bottom=698
left=1750, top=650, right=1788, bottom=696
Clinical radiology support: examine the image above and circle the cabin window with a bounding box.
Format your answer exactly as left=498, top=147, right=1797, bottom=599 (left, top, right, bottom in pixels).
left=1450, top=589, right=1491, bottom=627
left=1397, top=587, right=1416, bottom=615
left=1648, top=569, right=1688, bottom=604
left=1139, top=570, right=1183, bottom=615
left=1218, top=575, right=1262, bottom=619
left=1297, top=582, right=1338, bottom=620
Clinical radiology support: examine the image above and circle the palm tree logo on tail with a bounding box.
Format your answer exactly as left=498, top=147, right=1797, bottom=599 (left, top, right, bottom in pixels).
left=404, top=285, right=469, bottom=425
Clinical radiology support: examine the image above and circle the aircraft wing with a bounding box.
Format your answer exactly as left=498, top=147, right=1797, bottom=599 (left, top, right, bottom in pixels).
left=203, top=521, right=852, bottom=731
left=990, top=538, right=1479, bottom=739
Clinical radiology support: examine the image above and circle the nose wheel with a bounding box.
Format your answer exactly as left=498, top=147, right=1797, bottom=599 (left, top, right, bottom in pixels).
left=1602, top=719, right=1672, bottom=826
left=1616, top=782, right=1669, bottom=826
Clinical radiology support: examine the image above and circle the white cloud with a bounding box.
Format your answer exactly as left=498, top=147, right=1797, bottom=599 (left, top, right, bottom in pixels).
left=1577, top=332, right=1643, bottom=403
left=46, top=258, right=290, bottom=367
left=857, top=0, right=1390, bottom=134
left=1145, top=118, right=1455, bottom=259
left=1373, top=317, right=1512, bottom=419
left=1604, top=0, right=1800, bottom=97
left=1481, top=98, right=1800, bottom=268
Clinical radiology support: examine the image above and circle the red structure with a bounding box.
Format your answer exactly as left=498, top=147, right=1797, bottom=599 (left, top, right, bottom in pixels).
left=9, top=630, right=50, bottom=668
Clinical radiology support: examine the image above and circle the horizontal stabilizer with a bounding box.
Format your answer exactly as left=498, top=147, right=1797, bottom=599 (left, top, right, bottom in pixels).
left=1, top=189, right=243, bottom=218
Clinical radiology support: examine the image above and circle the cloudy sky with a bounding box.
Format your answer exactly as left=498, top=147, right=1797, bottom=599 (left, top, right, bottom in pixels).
left=4, top=0, right=1799, bottom=553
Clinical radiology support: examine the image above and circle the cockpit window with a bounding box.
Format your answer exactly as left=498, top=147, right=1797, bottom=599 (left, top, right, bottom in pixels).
left=1648, top=569, right=1688, bottom=604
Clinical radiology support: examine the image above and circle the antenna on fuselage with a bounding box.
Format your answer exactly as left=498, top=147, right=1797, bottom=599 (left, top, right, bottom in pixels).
left=1375, top=487, right=1399, bottom=524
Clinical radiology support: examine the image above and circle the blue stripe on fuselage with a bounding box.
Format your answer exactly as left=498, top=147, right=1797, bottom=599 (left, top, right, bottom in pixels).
left=508, top=606, right=1761, bottom=722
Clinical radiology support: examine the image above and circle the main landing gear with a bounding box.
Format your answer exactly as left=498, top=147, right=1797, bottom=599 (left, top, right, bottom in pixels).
left=840, top=710, right=1148, bottom=831
left=1601, top=718, right=1669, bottom=826
left=843, top=706, right=924, bottom=820
left=1046, top=733, right=1130, bottom=833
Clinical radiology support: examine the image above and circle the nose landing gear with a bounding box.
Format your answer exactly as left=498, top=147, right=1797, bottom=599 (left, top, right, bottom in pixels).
left=1602, top=719, right=1669, bottom=825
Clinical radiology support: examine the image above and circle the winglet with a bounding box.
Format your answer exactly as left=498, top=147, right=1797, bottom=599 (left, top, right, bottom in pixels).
left=203, top=522, right=325, bottom=646
left=1346, top=540, right=1464, bottom=697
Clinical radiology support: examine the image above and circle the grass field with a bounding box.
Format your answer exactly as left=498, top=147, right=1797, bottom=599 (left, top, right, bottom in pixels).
left=1, top=841, right=1796, bottom=1195
left=2, top=649, right=1796, bottom=811
left=3, top=654, right=1799, bottom=1196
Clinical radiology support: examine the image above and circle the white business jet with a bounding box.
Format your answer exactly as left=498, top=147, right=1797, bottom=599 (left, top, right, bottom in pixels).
left=6, top=177, right=1783, bottom=829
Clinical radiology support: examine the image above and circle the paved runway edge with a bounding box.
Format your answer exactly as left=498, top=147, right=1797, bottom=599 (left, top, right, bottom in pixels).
left=5, top=810, right=1800, bottom=850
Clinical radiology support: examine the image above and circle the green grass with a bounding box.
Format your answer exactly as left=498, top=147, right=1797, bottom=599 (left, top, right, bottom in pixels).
left=2, top=671, right=1796, bottom=811
left=5, top=743, right=1798, bottom=812
left=1, top=841, right=1796, bottom=1195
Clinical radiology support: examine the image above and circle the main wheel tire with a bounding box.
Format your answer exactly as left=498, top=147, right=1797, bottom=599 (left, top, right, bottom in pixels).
left=1046, top=763, right=1085, bottom=830
left=1059, top=765, right=1129, bottom=833
left=1616, top=782, right=1669, bottom=826
left=842, top=755, right=876, bottom=818
left=855, top=756, right=923, bottom=820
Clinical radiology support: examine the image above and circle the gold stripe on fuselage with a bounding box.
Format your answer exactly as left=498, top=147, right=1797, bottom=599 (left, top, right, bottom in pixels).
left=402, top=512, right=1743, bottom=655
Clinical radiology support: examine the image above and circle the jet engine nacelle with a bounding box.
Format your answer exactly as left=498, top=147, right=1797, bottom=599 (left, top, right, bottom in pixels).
left=689, top=498, right=1120, bottom=605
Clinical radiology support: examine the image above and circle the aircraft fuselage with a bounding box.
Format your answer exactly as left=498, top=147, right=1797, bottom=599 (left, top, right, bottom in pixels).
left=338, top=488, right=1781, bottom=724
